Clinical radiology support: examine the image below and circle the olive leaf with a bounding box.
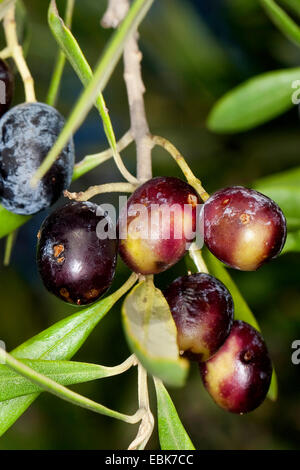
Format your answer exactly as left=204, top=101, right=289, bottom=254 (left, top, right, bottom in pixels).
left=260, top=0, right=300, bottom=47
left=0, top=359, right=128, bottom=402
left=0, top=275, right=136, bottom=436
left=188, top=248, right=278, bottom=402
left=154, top=378, right=195, bottom=450
left=48, top=0, right=117, bottom=156
left=207, top=68, right=300, bottom=133
left=0, top=205, right=30, bottom=240
left=254, top=167, right=300, bottom=232
left=32, top=0, right=154, bottom=184
left=122, top=280, right=189, bottom=387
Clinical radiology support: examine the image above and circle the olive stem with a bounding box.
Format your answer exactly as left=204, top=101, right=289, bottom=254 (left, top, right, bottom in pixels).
left=46, top=0, right=75, bottom=107
left=0, top=348, right=143, bottom=425
left=72, top=130, right=133, bottom=181
left=64, top=182, right=136, bottom=202
left=189, top=242, right=209, bottom=274
left=112, top=272, right=139, bottom=302
left=128, top=361, right=154, bottom=450
left=102, top=353, right=138, bottom=376
left=152, top=135, right=210, bottom=203
left=4, top=4, right=36, bottom=103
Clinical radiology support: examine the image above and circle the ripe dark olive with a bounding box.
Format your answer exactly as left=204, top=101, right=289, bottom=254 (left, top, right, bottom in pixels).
left=199, top=320, right=272, bottom=414
left=118, top=176, right=200, bottom=274
left=37, top=201, right=117, bottom=305
left=0, top=59, right=14, bottom=117
left=203, top=186, right=286, bottom=271
left=0, top=102, right=74, bottom=215
left=164, top=273, right=234, bottom=361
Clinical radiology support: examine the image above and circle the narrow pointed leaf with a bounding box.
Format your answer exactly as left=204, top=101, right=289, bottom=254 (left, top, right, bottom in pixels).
left=254, top=167, right=300, bottom=231
left=48, top=0, right=117, bottom=152
left=122, top=280, right=189, bottom=387
left=154, top=378, right=195, bottom=450
left=32, top=0, right=154, bottom=184
left=0, top=359, right=124, bottom=401
left=1, top=351, right=135, bottom=424
left=207, top=68, right=300, bottom=133
left=0, top=275, right=136, bottom=436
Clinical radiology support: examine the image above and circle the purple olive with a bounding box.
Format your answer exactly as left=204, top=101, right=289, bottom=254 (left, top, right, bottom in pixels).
left=164, top=273, right=234, bottom=361
left=199, top=320, right=272, bottom=414
left=37, top=201, right=117, bottom=305
left=118, top=176, right=200, bottom=274
left=203, top=186, right=286, bottom=271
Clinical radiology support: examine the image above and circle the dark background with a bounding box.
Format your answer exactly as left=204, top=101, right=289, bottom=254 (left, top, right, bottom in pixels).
left=0, top=0, right=300, bottom=449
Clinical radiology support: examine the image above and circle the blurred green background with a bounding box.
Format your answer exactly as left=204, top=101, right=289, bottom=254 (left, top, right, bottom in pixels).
left=0, top=0, right=300, bottom=449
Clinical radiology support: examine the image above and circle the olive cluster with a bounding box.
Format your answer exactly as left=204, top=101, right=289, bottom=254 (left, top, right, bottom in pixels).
left=0, top=59, right=286, bottom=415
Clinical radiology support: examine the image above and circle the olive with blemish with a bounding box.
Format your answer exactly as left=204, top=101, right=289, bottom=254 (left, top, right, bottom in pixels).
left=199, top=320, right=272, bottom=414
left=203, top=186, right=286, bottom=271
left=118, top=176, right=200, bottom=274
left=37, top=201, right=117, bottom=305
left=0, top=102, right=74, bottom=215
left=164, top=273, right=234, bottom=361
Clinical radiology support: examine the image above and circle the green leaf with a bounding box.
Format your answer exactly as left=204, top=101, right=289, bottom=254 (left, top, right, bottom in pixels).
left=122, top=280, right=189, bottom=387
left=32, top=0, right=154, bottom=185
left=0, top=274, right=137, bottom=436
left=260, top=0, right=300, bottom=47
left=207, top=68, right=300, bottom=133
left=0, top=359, right=125, bottom=401
left=154, top=378, right=195, bottom=450
left=0, top=205, right=30, bottom=240
left=48, top=0, right=115, bottom=146
left=46, top=0, right=75, bottom=106
left=254, top=167, right=300, bottom=231
left=190, top=248, right=278, bottom=402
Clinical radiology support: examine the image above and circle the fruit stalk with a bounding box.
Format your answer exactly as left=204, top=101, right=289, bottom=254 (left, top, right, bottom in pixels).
left=3, top=4, right=36, bottom=102
left=64, top=182, right=136, bottom=202
left=152, top=135, right=210, bottom=202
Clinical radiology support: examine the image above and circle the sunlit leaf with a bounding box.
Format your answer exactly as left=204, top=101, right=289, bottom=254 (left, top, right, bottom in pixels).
left=207, top=68, right=300, bottom=133
left=154, top=378, right=195, bottom=450
left=0, top=275, right=136, bottom=436
left=122, top=280, right=189, bottom=387
left=32, top=0, right=154, bottom=184
left=48, top=0, right=117, bottom=152
left=0, top=205, right=30, bottom=240
left=0, top=359, right=125, bottom=401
